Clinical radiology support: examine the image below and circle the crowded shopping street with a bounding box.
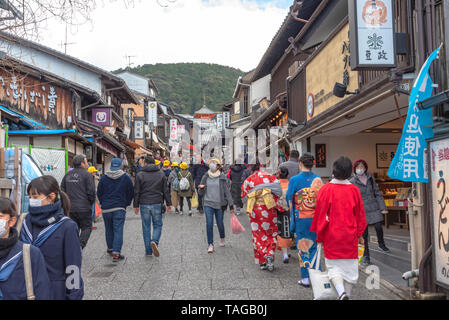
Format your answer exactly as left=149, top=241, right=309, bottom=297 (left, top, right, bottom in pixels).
left=0, top=0, right=448, bottom=306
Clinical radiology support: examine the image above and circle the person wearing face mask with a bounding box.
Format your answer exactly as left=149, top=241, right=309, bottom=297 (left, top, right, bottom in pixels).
left=20, top=176, right=84, bottom=300
left=198, top=158, right=234, bottom=254
left=0, top=197, right=51, bottom=300
left=349, top=159, right=389, bottom=266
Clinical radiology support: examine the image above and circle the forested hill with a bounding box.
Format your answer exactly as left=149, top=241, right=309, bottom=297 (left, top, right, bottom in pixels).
left=116, top=63, right=244, bottom=114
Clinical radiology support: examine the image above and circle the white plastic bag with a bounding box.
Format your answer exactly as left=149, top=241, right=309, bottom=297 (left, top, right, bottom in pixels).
left=308, top=243, right=338, bottom=300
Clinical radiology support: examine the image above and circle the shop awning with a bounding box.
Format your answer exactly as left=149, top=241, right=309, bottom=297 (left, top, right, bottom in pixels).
left=0, top=105, right=49, bottom=130
left=8, top=129, right=76, bottom=135
left=124, top=139, right=153, bottom=155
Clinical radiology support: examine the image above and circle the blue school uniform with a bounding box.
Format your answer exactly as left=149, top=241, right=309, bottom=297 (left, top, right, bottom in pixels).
left=0, top=230, right=51, bottom=300
left=20, top=201, right=84, bottom=300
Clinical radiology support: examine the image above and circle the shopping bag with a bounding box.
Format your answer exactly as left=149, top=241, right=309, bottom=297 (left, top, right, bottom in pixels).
left=358, top=245, right=365, bottom=265
left=191, top=192, right=199, bottom=209
left=308, top=243, right=338, bottom=300
left=95, top=202, right=102, bottom=217
left=231, top=212, right=245, bottom=234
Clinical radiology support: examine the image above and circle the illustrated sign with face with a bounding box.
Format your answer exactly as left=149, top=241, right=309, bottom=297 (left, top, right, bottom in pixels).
left=92, top=108, right=111, bottom=126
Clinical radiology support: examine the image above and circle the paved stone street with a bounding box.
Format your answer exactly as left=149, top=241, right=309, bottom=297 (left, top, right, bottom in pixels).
left=82, top=208, right=402, bottom=300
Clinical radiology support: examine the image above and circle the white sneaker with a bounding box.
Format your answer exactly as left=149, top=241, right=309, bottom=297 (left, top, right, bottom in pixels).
left=219, top=239, right=225, bottom=247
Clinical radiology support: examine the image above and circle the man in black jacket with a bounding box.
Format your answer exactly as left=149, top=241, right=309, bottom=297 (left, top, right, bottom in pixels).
left=61, top=154, right=96, bottom=249
left=191, top=154, right=209, bottom=214
left=134, top=156, right=172, bottom=257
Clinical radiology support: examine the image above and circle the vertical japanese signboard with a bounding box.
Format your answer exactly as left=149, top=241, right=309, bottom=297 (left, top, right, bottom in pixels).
left=148, top=101, right=158, bottom=127
left=170, top=119, right=178, bottom=141
left=388, top=47, right=440, bottom=182
left=216, top=113, right=223, bottom=131
left=349, top=0, right=397, bottom=69
left=134, top=120, right=144, bottom=139
left=429, top=135, right=449, bottom=289
left=224, top=112, right=230, bottom=128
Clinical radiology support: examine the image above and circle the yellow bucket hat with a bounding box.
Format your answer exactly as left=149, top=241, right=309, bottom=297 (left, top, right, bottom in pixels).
left=155, top=160, right=161, bottom=166
left=180, top=162, right=188, bottom=170
left=171, top=162, right=179, bottom=167
left=88, top=166, right=98, bottom=174
left=163, top=160, right=171, bottom=167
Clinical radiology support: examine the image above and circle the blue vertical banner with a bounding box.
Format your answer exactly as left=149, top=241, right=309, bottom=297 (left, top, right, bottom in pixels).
left=388, top=46, right=441, bottom=183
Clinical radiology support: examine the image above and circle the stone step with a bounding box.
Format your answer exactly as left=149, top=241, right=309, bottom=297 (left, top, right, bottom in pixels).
left=368, top=246, right=411, bottom=274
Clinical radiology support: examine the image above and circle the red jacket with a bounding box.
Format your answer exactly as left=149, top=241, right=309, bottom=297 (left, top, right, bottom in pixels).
left=310, top=182, right=367, bottom=260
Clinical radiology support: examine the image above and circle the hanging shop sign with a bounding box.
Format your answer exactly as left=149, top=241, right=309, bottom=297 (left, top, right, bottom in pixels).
left=134, top=119, right=144, bottom=139
left=349, top=0, right=397, bottom=69
left=148, top=101, right=158, bottom=127
left=224, top=112, right=230, bottom=128
left=0, top=70, right=72, bottom=129
left=306, top=23, right=358, bottom=120
left=177, top=125, right=186, bottom=135
left=170, top=119, right=178, bottom=140
left=92, top=108, right=111, bottom=127
left=307, top=93, right=314, bottom=118
left=429, top=135, right=449, bottom=289
left=388, top=47, right=440, bottom=183
left=216, top=113, right=223, bottom=131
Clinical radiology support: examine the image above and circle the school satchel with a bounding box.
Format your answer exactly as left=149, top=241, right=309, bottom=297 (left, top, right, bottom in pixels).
left=16, top=213, right=28, bottom=236
left=22, top=244, right=35, bottom=300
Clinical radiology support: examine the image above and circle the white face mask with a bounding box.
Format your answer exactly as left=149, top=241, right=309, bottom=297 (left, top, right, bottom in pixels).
left=356, top=169, right=365, bottom=176
left=210, top=164, right=218, bottom=172
left=0, top=219, right=8, bottom=238
left=29, top=196, right=47, bottom=208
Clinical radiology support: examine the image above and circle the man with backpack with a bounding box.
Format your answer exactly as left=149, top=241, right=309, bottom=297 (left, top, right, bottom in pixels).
left=134, top=156, right=172, bottom=257
left=178, top=162, right=194, bottom=216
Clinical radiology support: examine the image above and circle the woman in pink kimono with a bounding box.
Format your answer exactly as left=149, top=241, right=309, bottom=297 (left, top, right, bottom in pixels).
left=241, top=163, right=285, bottom=272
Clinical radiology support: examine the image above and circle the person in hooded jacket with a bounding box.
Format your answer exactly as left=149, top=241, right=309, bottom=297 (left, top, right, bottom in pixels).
left=97, top=158, right=134, bottom=263
left=349, top=159, right=390, bottom=266
left=134, top=156, right=172, bottom=257
left=20, top=175, right=84, bottom=300
left=227, top=162, right=245, bottom=215
left=0, top=197, right=51, bottom=300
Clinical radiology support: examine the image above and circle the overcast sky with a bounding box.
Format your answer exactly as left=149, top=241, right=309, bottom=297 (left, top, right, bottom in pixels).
left=39, top=0, right=292, bottom=73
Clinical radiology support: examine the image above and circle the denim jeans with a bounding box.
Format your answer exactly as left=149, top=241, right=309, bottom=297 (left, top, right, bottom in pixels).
left=102, top=209, right=126, bottom=255
left=140, top=204, right=163, bottom=255
left=204, top=206, right=225, bottom=245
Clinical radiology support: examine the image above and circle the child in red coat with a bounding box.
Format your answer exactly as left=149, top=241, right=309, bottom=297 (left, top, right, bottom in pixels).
left=311, top=157, right=367, bottom=300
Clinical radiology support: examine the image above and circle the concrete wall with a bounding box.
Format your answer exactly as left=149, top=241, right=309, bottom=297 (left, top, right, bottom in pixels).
left=297, top=133, right=402, bottom=178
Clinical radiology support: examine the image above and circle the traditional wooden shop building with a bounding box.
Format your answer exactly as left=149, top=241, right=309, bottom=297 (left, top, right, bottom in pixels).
left=0, top=31, right=139, bottom=173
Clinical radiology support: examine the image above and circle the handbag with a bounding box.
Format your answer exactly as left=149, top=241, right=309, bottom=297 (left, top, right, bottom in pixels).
left=308, top=243, right=338, bottom=300
left=191, top=192, right=199, bottom=209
